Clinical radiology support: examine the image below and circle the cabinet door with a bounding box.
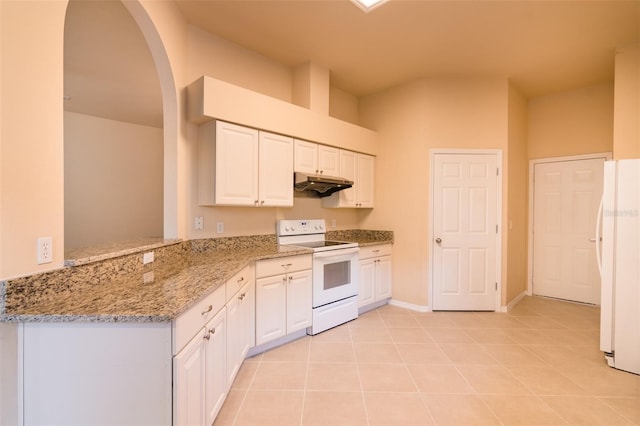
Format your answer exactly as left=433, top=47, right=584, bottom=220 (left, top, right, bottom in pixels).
left=226, top=281, right=255, bottom=386
left=225, top=291, right=243, bottom=387
left=358, top=258, right=376, bottom=307
left=214, top=121, right=259, bottom=205
left=286, top=269, right=313, bottom=333
left=240, top=279, right=256, bottom=356
left=294, top=140, right=318, bottom=174
left=259, top=132, right=293, bottom=206
left=357, top=154, right=375, bottom=208
left=317, top=145, right=340, bottom=176
left=204, top=308, right=227, bottom=426
left=174, top=329, right=206, bottom=426
left=375, top=256, right=392, bottom=301
left=255, top=275, right=287, bottom=345
left=337, top=150, right=358, bottom=207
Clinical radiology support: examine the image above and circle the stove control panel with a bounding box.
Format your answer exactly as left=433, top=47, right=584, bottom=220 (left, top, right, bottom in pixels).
left=277, top=219, right=326, bottom=236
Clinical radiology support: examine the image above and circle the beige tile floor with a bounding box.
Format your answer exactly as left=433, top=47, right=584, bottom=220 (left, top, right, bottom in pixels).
left=214, top=296, right=640, bottom=426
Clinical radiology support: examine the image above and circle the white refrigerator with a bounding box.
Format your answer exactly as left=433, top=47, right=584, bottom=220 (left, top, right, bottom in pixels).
left=598, top=159, right=640, bottom=375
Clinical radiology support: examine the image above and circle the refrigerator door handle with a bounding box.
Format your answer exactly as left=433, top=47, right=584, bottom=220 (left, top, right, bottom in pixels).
left=595, top=194, right=604, bottom=278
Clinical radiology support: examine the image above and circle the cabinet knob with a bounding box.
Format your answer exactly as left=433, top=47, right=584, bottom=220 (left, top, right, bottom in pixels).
left=435, top=237, right=442, bottom=244
left=260, top=200, right=265, bottom=205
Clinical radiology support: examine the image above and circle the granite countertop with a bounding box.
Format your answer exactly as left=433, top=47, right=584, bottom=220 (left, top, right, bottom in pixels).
left=0, top=239, right=310, bottom=323
left=0, top=230, right=392, bottom=324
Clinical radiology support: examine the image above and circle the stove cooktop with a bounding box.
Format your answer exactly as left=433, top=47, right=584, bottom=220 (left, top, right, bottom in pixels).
left=291, top=240, right=352, bottom=249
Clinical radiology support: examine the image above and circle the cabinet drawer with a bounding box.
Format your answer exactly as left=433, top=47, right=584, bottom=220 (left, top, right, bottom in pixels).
left=173, top=285, right=225, bottom=355
left=225, top=265, right=255, bottom=303
left=359, top=244, right=392, bottom=260
left=256, top=255, right=312, bottom=278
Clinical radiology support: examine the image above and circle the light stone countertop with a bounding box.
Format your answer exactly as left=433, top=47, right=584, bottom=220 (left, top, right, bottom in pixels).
left=0, top=231, right=392, bottom=324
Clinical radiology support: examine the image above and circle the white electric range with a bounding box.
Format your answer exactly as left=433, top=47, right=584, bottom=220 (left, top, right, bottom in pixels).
left=277, top=219, right=359, bottom=334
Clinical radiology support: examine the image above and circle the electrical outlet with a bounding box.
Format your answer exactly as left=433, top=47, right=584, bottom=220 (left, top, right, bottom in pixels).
left=37, top=237, right=53, bottom=264
left=195, top=216, right=203, bottom=230
left=143, top=251, right=154, bottom=264
left=216, top=222, right=224, bottom=234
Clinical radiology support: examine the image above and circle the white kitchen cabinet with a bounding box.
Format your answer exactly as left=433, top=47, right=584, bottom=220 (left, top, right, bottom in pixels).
left=174, top=306, right=227, bottom=426
left=174, top=264, right=254, bottom=426
left=323, top=152, right=375, bottom=208
left=226, top=280, right=255, bottom=386
left=255, top=274, right=287, bottom=344
left=258, top=131, right=294, bottom=206
left=286, top=270, right=313, bottom=332
left=173, top=327, right=206, bottom=426
left=199, top=121, right=293, bottom=207
left=358, top=244, right=392, bottom=308
left=294, top=140, right=340, bottom=177
left=255, top=255, right=313, bottom=345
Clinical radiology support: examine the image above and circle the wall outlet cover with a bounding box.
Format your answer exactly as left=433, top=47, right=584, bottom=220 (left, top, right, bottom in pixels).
left=37, top=237, right=53, bottom=264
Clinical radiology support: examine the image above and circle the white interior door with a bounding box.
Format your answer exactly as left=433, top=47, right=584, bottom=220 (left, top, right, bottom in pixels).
left=432, top=153, right=499, bottom=311
left=532, top=158, right=604, bottom=304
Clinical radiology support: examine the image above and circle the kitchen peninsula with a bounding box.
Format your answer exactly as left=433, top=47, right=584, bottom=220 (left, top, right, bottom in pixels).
left=0, top=230, right=392, bottom=425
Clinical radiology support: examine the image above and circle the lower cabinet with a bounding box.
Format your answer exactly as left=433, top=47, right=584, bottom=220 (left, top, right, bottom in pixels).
left=226, top=280, right=255, bottom=386
left=255, top=255, right=312, bottom=346
left=358, top=244, right=392, bottom=308
left=174, top=307, right=227, bottom=426
left=173, top=265, right=255, bottom=426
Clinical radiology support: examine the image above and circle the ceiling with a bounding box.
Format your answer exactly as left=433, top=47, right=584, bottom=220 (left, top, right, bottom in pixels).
left=64, top=0, right=640, bottom=128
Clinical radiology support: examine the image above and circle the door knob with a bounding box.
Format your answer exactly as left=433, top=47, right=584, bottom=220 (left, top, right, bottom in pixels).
left=435, top=237, right=442, bottom=244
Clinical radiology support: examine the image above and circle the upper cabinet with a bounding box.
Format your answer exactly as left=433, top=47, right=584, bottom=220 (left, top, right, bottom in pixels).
left=258, top=131, right=294, bottom=206
left=323, top=151, right=375, bottom=208
left=294, top=140, right=339, bottom=177
left=199, top=121, right=293, bottom=207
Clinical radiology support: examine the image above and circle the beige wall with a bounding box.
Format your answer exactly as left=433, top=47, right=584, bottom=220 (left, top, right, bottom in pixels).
left=527, top=83, right=614, bottom=160
left=330, top=86, right=360, bottom=124
left=506, top=84, right=529, bottom=304
left=358, top=77, right=510, bottom=309
left=186, top=25, right=292, bottom=103
left=0, top=0, right=67, bottom=278
left=64, top=112, right=163, bottom=251
left=613, top=43, right=640, bottom=159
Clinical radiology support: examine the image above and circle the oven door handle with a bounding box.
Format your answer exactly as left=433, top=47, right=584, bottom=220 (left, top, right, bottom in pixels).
left=313, top=247, right=360, bottom=259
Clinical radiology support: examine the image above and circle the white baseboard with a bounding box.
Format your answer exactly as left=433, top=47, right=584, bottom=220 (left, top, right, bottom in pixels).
left=505, top=291, right=527, bottom=312
left=388, top=298, right=431, bottom=313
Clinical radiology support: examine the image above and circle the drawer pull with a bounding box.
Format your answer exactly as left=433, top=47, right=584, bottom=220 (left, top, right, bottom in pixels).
left=201, top=305, right=213, bottom=316
left=281, top=263, right=293, bottom=268
left=237, top=276, right=245, bottom=284
left=373, top=249, right=380, bottom=253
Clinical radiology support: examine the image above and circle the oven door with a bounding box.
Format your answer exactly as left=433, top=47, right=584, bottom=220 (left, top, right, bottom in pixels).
left=312, top=247, right=359, bottom=308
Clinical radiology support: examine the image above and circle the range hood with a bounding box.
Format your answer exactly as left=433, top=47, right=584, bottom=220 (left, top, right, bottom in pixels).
left=294, top=172, right=353, bottom=198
